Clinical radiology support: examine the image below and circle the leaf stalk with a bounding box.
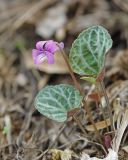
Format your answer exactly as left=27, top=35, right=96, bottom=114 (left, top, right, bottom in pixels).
left=57, top=45, right=103, bottom=144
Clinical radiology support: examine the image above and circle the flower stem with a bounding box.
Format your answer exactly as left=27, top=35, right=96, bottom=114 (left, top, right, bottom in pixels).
left=58, top=46, right=84, bottom=94
left=57, top=45, right=103, bottom=144
left=99, top=81, right=114, bottom=132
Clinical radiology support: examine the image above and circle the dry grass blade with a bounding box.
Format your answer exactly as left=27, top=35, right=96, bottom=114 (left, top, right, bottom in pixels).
left=112, top=109, right=128, bottom=153
left=85, top=118, right=111, bottom=132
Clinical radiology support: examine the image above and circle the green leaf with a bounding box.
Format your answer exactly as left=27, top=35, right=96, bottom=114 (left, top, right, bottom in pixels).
left=69, top=26, right=112, bottom=78
left=80, top=76, right=96, bottom=84
left=35, top=84, right=83, bottom=122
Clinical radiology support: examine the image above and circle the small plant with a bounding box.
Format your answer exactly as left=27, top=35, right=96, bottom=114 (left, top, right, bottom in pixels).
left=32, top=26, right=116, bottom=156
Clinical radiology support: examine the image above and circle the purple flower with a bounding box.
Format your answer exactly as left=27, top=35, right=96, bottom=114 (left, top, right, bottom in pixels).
left=32, top=40, right=64, bottom=65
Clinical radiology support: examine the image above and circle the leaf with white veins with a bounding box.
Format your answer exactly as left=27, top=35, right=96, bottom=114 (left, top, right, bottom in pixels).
left=69, top=26, right=112, bottom=82
left=35, top=84, right=83, bottom=122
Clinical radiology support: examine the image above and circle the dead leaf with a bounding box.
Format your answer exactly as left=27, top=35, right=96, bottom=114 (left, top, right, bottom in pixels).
left=88, top=92, right=101, bottom=102
left=86, top=118, right=111, bottom=132
left=38, top=52, right=69, bottom=74
left=24, top=50, right=69, bottom=74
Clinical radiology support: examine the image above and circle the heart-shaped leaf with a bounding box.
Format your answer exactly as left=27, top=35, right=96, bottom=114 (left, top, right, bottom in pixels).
left=35, top=84, right=83, bottom=122
left=69, top=26, right=112, bottom=81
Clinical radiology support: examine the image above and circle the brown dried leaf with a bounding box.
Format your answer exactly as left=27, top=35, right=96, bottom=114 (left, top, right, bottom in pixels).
left=88, top=92, right=101, bottom=102
left=38, top=52, right=69, bottom=74
left=24, top=51, right=69, bottom=74
left=86, top=118, right=111, bottom=132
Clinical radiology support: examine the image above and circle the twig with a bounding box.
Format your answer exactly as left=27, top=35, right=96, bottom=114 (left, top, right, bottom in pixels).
left=78, top=136, right=107, bottom=155
left=73, top=115, right=88, bottom=136
left=58, top=136, right=107, bottom=155
left=49, top=123, right=67, bottom=148
left=34, top=149, right=48, bottom=160
left=34, top=123, right=67, bottom=160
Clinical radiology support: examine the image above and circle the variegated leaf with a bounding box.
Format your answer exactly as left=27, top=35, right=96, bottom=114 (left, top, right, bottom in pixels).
left=35, top=84, right=83, bottom=122
left=69, top=26, right=112, bottom=80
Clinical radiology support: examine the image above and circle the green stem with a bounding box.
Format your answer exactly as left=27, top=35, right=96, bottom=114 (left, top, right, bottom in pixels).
left=99, top=81, right=114, bottom=132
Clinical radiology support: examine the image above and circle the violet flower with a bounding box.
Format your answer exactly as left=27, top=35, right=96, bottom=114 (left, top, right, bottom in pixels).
left=32, top=40, right=64, bottom=65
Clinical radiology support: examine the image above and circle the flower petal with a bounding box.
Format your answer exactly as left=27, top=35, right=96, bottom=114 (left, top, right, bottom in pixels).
left=45, top=40, right=62, bottom=53
left=36, top=41, right=47, bottom=50
left=45, top=40, right=57, bottom=53
left=59, top=42, right=64, bottom=49
left=35, top=54, right=47, bottom=65
left=32, top=49, right=41, bottom=58
left=45, top=51, right=54, bottom=64
left=45, top=40, right=64, bottom=53
left=32, top=49, right=46, bottom=64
